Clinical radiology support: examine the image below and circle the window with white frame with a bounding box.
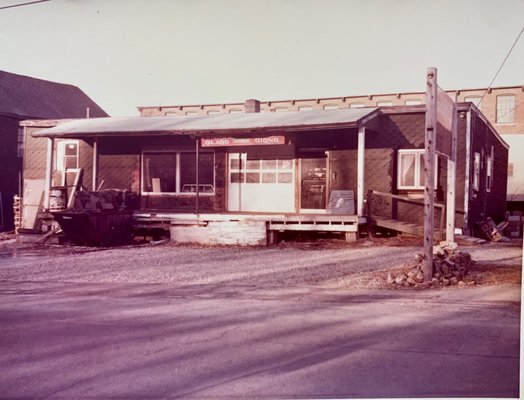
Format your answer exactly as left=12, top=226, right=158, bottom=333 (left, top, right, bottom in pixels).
left=229, top=156, right=293, bottom=185
left=464, top=96, right=481, bottom=110
left=496, top=95, right=515, bottom=123
left=486, top=146, right=494, bottom=192
left=17, top=127, right=24, bottom=158
left=298, top=105, right=313, bottom=111
left=207, top=110, right=221, bottom=115
left=56, top=140, right=79, bottom=171
left=142, top=151, right=215, bottom=194
left=323, top=104, right=338, bottom=110
left=397, top=149, right=437, bottom=190
left=349, top=103, right=365, bottom=109
left=405, top=99, right=422, bottom=106
left=274, top=107, right=288, bottom=112
left=376, top=100, right=393, bottom=106
left=473, top=152, right=480, bottom=191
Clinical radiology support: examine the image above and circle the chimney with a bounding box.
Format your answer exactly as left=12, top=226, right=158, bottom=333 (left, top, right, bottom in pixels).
left=245, top=99, right=261, bottom=113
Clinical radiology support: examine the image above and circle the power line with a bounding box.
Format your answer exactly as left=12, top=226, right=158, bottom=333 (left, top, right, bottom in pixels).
left=495, top=99, right=524, bottom=122
left=0, top=0, right=50, bottom=10
left=478, top=24, right=524, bottom=107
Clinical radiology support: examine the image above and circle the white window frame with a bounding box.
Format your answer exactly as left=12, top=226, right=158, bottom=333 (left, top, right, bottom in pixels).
left=56, top=140, right=79, bottom=172
left=141, top=150, right=215, bottom=196
left=486, top=146, right=494, bottom=192
left=496, top=95, right=515, bottom=124
left=298, top=105, right=313, bottom=111
left=473, top=152, right=481, bottom=191
left=397, top=149, right=437, bottom=190
left=405, top=99, right=422, bottom=106
left=229, top=155, right=294, bottom=185
left=17, top=127, right=24, bottom=158
left=349, top=103, right=365, bottom=109
left=376, top=100, right=393, bottom=106
left=323, top=104, right=339, bottom=110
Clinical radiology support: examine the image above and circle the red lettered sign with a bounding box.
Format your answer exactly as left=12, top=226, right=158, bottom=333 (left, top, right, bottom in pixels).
left=201, top=136, right=285, bottom=147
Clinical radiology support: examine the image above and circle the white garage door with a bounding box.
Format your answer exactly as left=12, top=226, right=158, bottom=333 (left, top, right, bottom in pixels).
left=227, top=153, right=295, bottom=212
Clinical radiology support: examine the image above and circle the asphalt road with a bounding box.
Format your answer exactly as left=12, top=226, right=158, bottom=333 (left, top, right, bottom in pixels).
left=0, top=280, right=520, bottom=399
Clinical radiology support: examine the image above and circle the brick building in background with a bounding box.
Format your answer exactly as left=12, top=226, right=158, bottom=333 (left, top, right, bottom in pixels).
left=138, top=85, right=523, bottom=212
left=0, top=70, right=108, bottom=231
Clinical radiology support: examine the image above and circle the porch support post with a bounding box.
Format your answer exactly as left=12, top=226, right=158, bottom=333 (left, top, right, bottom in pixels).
left=195, top=137, right=200, bottom=215
left=43, top=137, right=54, bottom=211
left=357, top=126, right=366, bottom=217
left=92, top=138, right=98, bottom=191
left=445, top=103, right=458, bottom=242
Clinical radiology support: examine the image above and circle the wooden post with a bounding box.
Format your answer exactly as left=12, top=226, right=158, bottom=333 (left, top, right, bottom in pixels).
left=463, top=110, right=472, bottom=234
left=43, top=137, right=54, bottom=211
left=446, top=103, right=458, bottom=242
left=195, top=138, right=200, bottom=215
left=92, top=138, right=98, bottom=191
left=357, top=126, right=366, bottom=217
left=424, top=68, right=437, bottom=282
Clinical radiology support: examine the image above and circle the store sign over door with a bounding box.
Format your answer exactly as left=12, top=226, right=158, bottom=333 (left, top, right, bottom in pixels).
left=201, top=136, right=285, bottom=147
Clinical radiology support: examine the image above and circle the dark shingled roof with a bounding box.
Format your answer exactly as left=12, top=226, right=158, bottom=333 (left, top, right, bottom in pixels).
left=0, top=70, right=109, bottom=119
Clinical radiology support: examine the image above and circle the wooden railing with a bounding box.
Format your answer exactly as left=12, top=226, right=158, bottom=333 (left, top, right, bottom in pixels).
left=367, top=190, right=446, bottom=239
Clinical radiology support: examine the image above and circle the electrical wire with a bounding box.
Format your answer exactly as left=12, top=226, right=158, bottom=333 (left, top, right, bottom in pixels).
left=0, top=0, right=50, bottom=11
left=478, top=24, right=524, bottom=107
left=494, top=99, right=524, bottom=123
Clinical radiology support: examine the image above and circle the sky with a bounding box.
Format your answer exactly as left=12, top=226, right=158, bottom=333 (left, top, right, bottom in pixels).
left=0, top=0, right=523, bottom=117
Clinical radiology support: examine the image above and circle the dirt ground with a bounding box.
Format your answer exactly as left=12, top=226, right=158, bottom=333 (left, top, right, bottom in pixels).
left=0, top=233, right=521, bottom=290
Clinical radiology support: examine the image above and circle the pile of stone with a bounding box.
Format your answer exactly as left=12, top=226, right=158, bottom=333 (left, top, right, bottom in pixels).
left=387, top=241, right=473, bottom=288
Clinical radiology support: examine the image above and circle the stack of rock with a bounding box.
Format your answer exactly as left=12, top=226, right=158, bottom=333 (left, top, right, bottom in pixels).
left=387, top=241, right=473, bottom=288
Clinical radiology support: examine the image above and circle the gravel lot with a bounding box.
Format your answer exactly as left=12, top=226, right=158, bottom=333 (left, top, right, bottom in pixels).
left=0, top=237, right=521, bottom=289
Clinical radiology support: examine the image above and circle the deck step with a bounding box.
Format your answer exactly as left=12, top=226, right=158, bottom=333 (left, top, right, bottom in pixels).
left=371, top=217, right=443, bottom=239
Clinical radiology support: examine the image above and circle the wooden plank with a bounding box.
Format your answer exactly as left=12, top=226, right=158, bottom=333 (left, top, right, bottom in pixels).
left=371, top=217, right=443, bottom=239
left=271, top=215, right=359, bottom=223
left=268, top=223, right=357, bottom=232
left=371, top=190, right=445, bottom=209
left=345, top=232, right=357, bottom=242
left=446, top=102, right=457, bottom=242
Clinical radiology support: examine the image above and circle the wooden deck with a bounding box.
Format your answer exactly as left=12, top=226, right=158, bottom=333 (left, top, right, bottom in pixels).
left=132, top=211, right=366, bottom=243
left=370, top=216, right=444, bottom=240
left=367, top=191, right=446, bottom=240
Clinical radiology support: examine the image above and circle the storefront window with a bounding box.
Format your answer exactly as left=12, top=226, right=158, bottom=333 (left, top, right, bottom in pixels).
left=143, top=153, right=176, bottom=193
left=180, top=152, right=215, bottom=193
left=143, top=151, right=214, bottom=194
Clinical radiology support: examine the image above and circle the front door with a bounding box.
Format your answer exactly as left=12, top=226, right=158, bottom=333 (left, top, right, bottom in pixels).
left=300, top=156, right=327, bottom=212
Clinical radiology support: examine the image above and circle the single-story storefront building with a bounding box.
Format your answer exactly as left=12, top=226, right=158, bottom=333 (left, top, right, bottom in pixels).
left=22, top=101, right=508, bottom=245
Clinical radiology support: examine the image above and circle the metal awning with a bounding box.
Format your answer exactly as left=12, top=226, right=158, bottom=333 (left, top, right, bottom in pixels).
left=32, top=108, right=379, bottom=138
